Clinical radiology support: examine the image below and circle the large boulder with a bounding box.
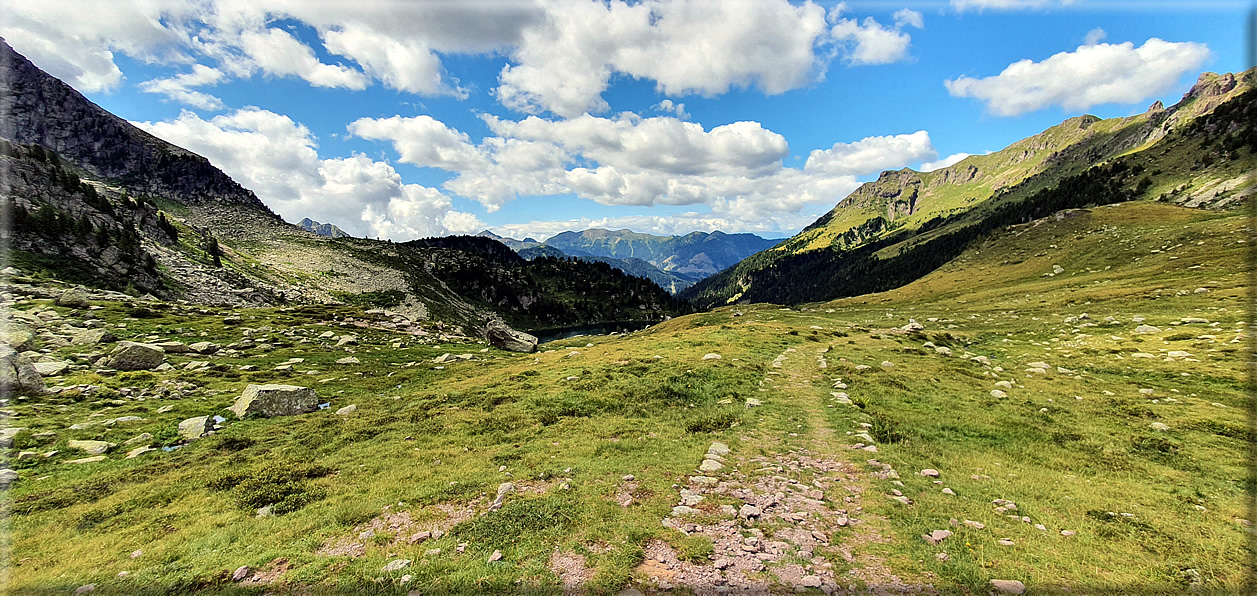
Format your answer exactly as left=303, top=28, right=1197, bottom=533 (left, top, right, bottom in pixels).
left=229, top=384, right=318, bottom=419
left=0, top=325, right=35, bottom=351
left=54, top=288, right=92, bottom=308
left=178, top=416, right=213, bottom=440
left=105, top=342, right=165, bottom=371
left=485, top=321, right=538, bottom=353
left=0, top=344, right=45, bottom=395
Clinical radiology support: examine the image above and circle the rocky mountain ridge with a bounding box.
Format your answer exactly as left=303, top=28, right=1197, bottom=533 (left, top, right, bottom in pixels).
left=682, top=67, right=1257, bottom=308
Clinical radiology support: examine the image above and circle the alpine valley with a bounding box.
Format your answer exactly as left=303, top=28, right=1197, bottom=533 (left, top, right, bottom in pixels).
left=1, top=32, right=1253, bottom=596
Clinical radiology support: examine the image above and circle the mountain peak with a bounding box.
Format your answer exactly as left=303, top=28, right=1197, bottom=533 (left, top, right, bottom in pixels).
left=0, top=39, right=276, bottom=217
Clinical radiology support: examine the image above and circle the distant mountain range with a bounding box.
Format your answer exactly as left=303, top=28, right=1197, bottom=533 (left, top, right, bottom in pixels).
left=681, top=68, right=1257, bottom=308
left=297, top=217, right=350, bottom=238
left=478, top=229, right=780, bottom=293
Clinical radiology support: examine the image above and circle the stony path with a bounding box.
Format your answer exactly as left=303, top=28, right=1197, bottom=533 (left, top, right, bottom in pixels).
left=637, top=342, right=935, bottom=595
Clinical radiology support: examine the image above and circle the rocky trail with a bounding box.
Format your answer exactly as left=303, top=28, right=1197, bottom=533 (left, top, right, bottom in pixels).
left=625, top=342, right=937, bottom=595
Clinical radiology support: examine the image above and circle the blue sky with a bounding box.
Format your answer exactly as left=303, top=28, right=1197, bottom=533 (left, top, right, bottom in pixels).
left=2, top=0, right=1249, bottom=241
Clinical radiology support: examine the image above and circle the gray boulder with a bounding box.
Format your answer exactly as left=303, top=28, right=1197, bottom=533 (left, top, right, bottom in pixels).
left=229, top=384, right=318, bottom=418
left=178, top=416, right=213, bottom=440
left=0, top=344, right=45, bottom=395
left=106, top=342, right=165, bottom=371
left=0, top=326, right=35, bottom=351
left=485, top=320, right=537, bottom=353
left=54, top=288, right=91, bottom=308
left=72, top=328, right=116, bottom=346
left=68, top=439, right=114, bottom=455
left=33, top=360, right=69, bottom=376
left=188, top=341, right=220, bottom=355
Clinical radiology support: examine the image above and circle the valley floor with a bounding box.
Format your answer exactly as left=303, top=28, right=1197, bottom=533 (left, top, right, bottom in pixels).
left=2, top=202, right=1252, bottom=595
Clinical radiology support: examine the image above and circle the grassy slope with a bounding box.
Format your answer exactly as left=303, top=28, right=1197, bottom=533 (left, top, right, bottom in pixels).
left=4, top=203, right=1250, bottom=594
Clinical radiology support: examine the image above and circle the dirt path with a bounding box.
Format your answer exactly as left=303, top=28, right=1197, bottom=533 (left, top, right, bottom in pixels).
left=632, top=343, right=935, bottom=595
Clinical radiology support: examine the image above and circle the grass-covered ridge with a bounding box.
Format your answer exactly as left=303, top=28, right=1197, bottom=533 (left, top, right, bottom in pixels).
left=3, top=200, right=1249, bottom=594
left=681, top=69, right=1257, bottom=309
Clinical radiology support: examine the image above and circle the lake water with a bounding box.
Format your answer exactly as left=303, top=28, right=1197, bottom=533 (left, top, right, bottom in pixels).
left=532, top=320, right=657, bottom=344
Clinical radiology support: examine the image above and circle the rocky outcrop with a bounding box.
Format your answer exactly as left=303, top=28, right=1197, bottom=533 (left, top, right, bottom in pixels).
left=484, top=320, right=538, bottom=353
left=229, top=384, right=318, bottom=418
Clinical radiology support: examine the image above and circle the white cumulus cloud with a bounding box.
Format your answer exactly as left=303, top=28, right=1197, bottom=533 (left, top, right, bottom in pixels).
left=828, top=6, right=922, bottom=66
left=805, top=131, right=936, bottom=176
left=495, top=0, right=832, bottom=117
left=132, top=108, right=479, bottom=240
left=945, top=38, right=1211, bottom=116
left=138, top=64, right=227, bottom=110
left=351, top=111, right=933, bottom=232
left=919, top=152, right=972, bottom=172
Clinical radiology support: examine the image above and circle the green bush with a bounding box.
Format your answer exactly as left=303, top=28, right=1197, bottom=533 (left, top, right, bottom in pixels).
left=870, top=412, right=907, bottom=444
left=685, top=408, right=740, bottom=433
left=207, top=460, right=331, bottom=514
left=451, top=496, right=575, bottom=544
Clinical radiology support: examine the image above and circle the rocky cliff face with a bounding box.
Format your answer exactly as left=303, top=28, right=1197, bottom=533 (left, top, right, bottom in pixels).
left=0, top=38, right=274, bottom=215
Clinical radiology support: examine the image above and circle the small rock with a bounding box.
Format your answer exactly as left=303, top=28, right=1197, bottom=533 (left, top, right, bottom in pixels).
left=1134, top=325, right=1161, bottom=334
left=702, top=353, right=722, bottom=360
left=990, top=579, right=1026, bottom=594
left=383, top=559, right=412, bottom=573
left=798, top=576, right=822, bottom=588
left=131, top=550, right=143, bottom=559
left=67, top=439, right=113, bottom=455
left=920, top=469, right=939, bottom=477
left=922, top=529, right=952, bottom=545
left=998, top=539, right=1015, bottom=546
left=256, top=505, right=272, bottom=518
left=232, top=566, right=250, bottom=582
left=739, top=504, right=762, bottom=519
left=488, top=550, right=503, bottom=563
left=672, top=506, right=700, bottom=516
left=990, top=390, right=1007, bottom=398
left=126, top=446, right=156, bottom=459
left=880, top=361, right=894, bottom=368
left=335, top=405, right=358, bottom=416
left=1061, top=530, right=1076, bottom=536
left=73, top=584, right=96, bottom=595
left=963, top=520, right=985, bottom=529
left=1150, top=422, right=1170, bottom=431
left=336, top=356, right=360, bottom=364
left=699, top=459, right=723, bottom=472
left=941, top=488, right=956, bottom=495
